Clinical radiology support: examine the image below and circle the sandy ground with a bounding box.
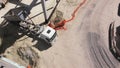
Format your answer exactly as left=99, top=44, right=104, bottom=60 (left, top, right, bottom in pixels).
left=39, top=0, right=120, bottom=68
left=1, top=0, right=120, bottom=68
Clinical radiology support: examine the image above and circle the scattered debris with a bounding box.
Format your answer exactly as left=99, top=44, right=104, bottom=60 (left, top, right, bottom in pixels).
left=17, top=47, right=40, bottom=68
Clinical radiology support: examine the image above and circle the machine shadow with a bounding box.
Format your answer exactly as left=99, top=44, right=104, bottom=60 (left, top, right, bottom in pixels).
left=0, top=21, right=25, bottom=54
left=33, top=39, right=52, bottom=51
left=0, top=21, right=52, bottom=54
left=26, top=32, right=52, bottom=51
left=8, top=0, right=26, bottom=7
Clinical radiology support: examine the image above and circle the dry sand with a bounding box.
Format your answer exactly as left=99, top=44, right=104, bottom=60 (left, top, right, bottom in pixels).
left=0, top=0, right=120, bottom=68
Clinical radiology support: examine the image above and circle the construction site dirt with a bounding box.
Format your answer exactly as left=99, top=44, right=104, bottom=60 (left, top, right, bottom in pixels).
left=0, top=0, right=120, bottom=68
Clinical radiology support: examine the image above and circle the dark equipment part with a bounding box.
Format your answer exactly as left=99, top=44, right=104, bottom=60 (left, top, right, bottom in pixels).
left=0, top=0, right=7, bottom=9
left=1, top=0, right=58, bottom=43
left=2, top=6, right=44, bottom=38
left=118, top=3, right=120, bottom=16
left=8, top=0, right=22, bottom=3
left=0, top=66, right=4, bottom=68
left=109, top=22, right=120, bottom=61
left=3, top=6, right=30, bottom=21
left=0, top=3, right=5, bottom=9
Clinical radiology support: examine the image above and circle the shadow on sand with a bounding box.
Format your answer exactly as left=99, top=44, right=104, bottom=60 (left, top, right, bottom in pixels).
left=0, top=21, right=24, bottom=54
left=0, top=20, right=52, bottom=54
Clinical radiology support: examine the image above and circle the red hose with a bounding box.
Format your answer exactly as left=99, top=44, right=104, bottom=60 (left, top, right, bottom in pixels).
left=66, top=0, right=87, bottom=23
left=49, top=0, right=87, bottom=30
left=27, top=65, right=31, bottom=68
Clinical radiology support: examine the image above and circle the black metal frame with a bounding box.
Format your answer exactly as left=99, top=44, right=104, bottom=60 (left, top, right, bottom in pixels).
left=1, top=0, right=60, bottom=43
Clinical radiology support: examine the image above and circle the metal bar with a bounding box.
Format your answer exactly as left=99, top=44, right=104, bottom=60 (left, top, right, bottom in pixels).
left=41, top=0, right=48, bottom=23
left=47, top=0, right=60, bottom=24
